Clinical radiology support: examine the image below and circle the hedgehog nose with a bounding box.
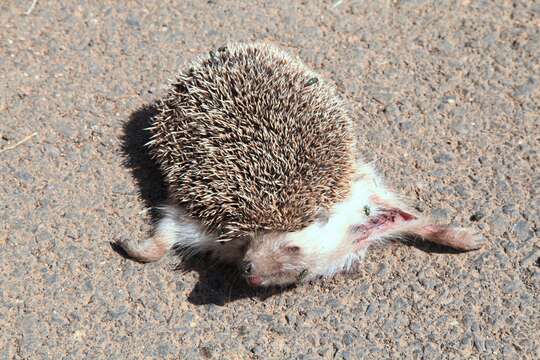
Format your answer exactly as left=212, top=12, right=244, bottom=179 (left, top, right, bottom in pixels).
left=241, top=261, right=253, bottom=275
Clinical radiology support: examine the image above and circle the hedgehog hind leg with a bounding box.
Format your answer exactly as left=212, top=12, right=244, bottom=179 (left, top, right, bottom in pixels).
left=387, top=217, right=485, bottom=252
left=116, top=207, right=180, bottom=263
left=412, top=223, right=486, bottom=251
left=117, top=234, right=171, bottom=263
left=116, top=204, right=211, bottom=263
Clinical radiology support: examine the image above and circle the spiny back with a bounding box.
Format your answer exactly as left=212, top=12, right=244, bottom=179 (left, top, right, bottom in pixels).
left=148, top=42, right=356, bottom=240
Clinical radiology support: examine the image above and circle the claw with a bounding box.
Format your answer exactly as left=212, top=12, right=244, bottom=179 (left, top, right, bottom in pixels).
left=464, top=231, right=487, bottom=251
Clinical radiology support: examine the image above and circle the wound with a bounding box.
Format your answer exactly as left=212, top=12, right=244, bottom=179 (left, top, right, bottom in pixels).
left=352, top=208, right=417, bottom=245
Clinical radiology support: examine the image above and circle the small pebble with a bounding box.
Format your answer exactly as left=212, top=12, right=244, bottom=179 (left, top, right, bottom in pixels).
left=365, top=304, right=376, bottom=316
left=474, top=337, right=486, bottom=352
left=470, top=211, right=485, bottom=222
left=442, top=96, right=456, bottom=104
left=126, top=14, right=140, bottom=28
left=342, top=332, right=354, bottom=346
left=502, top=204, right=516, bottom=215
left=376, top=263, right=387, bottom=277
left=15, top=171, right=34, bottom=183
left=513, top=77, right=537, bottom=97
left=158, top=344, right=170, bottom=357
left=491, top=215, right=508, bottom=234
left=512, top=220, right=530, bottom=241
left=258, top=314, right=273, bottom=322
left=251, top=346, right=264, bottom=356
left=433, top=153, right=453, bottom=163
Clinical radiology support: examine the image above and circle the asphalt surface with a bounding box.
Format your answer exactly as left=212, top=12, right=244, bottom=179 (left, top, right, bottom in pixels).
left=1, top=1, right=539, bottom=359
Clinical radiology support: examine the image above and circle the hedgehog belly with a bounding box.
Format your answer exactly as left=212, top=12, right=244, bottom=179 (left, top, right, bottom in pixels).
left=148, top=43, right=356, bottom=240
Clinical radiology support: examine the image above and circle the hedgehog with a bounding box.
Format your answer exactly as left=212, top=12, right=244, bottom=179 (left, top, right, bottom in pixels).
left=118, top=42, right=484, bottom=287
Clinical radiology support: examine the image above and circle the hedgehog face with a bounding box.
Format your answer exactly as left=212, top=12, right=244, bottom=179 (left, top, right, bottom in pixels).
left=238, top=216, right=351, bottom=287
left=240, top=232, right=310, bottom=287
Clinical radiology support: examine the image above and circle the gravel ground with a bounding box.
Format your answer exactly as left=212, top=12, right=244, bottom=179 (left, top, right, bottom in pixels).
left=1, top=1, right=539, bottom=359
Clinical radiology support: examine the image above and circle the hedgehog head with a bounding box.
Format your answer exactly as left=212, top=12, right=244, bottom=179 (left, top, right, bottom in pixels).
left=239, top=207, right=353, bottom=287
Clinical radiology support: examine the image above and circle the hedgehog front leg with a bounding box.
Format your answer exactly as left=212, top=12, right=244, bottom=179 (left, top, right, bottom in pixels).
left=117, top=204, right=211, bottom=263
